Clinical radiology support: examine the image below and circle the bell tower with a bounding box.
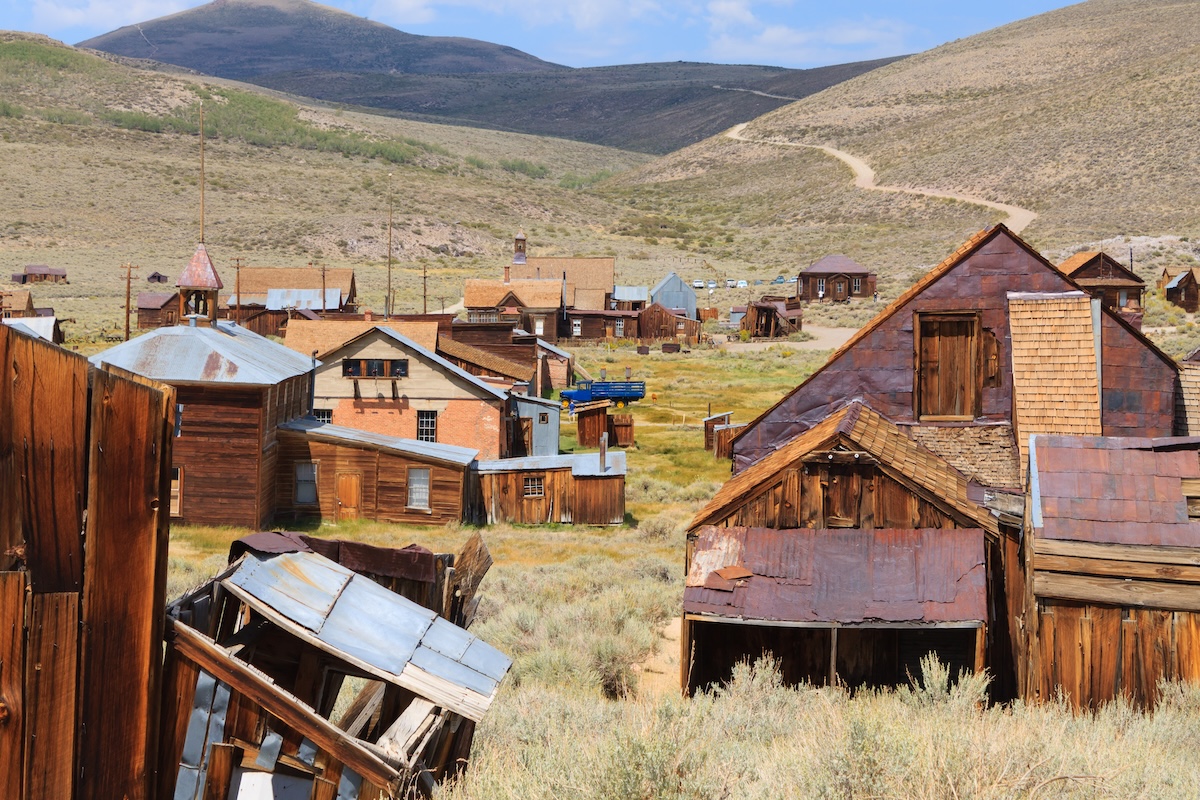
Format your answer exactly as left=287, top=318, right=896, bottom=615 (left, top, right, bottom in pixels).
left=176, top=243, right=223, bottom=326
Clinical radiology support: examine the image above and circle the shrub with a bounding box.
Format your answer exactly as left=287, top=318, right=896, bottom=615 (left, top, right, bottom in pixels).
left=498, top=158, right=549, bottom=179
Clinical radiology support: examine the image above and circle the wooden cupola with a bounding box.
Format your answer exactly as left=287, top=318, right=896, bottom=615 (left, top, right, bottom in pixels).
left=176, top=242, right=223, bottom=326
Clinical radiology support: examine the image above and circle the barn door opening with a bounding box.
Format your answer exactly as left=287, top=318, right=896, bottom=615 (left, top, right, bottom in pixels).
left=336, top=472, right=361, bottom=521
left=915, top=312, right=980, bottom=420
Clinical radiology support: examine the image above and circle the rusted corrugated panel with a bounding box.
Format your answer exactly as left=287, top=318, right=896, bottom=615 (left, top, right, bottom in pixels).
left=684, top=525, right=986, bottom=624
left=1031, top=434, right=1200, bottom=546
left=178, top=243, right=224, bottom=290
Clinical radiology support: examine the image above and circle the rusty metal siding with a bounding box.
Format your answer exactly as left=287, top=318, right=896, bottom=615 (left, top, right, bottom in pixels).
left=685, top=526, right=986, bottom=624
left=1100, top=312, right=1178, bottom=438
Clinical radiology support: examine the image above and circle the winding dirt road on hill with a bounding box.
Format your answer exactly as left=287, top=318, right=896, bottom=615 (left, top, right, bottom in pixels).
left=726, top=123, right=1038, bottom=233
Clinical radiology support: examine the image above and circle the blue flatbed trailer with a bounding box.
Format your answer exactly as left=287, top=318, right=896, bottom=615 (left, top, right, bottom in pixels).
left=560, top=380, right=646, bottom=407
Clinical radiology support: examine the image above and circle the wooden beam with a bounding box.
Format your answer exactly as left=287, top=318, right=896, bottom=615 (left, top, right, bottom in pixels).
left=23, top=592, right=77, bottom=800
left=1036, top=553, right=1200, bottom=584
left=828, top=626, right=838, bottom=688
left=683, top=613, right=984, bottom=630
left=0, top=571, right=26, bottom=800
left=202, top=743, right=238, bottom=800
left=974, top=624, right=987, bottom=674
left=170, top=622, right=402, bottom=791
left=1033, top=571, right=1200, bottom=612
left=77, top=369, right=171, bottom=800
left=1034, top=537, right=1200, bottom=567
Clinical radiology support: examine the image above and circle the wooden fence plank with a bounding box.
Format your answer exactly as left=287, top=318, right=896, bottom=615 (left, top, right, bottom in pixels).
left=0, top=571, right=26, bottom=800
left=23, top=592, right=77, bottom=799
left=77, top=370, right=170, bottom=800
left=2, top=326, right=89, bottom=592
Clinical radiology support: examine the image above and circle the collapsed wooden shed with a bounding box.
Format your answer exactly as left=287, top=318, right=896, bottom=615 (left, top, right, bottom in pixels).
left=1023, top=434, right=1200, bottom=709
left=161, top=531, right=509, bottom=799
left=470, top=451, right=627, bottom=526
left=740, top=297, right=803, bottom=338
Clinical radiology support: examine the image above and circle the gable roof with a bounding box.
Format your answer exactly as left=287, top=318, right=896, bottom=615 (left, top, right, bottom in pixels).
left=328, top=327, right=508, bottom=401
left=802, top=254, right=872, bottom=275
left=1058, top=251, right=1143, bottom=285
left=1030, top=435, right=1200, bottom=548
left=691, top=400, right=998, bottom=534
left=284, top=319, right=440, bottom=358
left=90, top=320, right=312, bottom=385
left=2, top=317, right=57, bottom=340
left=1166, top=270, right=1196, bottom=290
left=463, top=278, right=563, bottom=309
left=1, top=289, right=34, bottom=312
left=280, top=417, right=479, bottom=467
left=1008, top=291, right=1103, bottom=486
left=230, top=267, right=354, bottom=298
left=650, top=272, right=683, bottom=296
left=513, top=257, right=614, bottom=293
left=22, top=264, right=67, bottom=277
left=177, top=243, right=223, bottom=290
left=136, top=291, right=176, bottom=310
left=436, top=335, right=533, bottom=382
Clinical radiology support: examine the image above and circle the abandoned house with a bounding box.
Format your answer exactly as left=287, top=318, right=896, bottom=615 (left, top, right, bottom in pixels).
left=740, top=296, right=803, bottom=339
left=462, top=277, right=566, bottom=341
left=136, top=291, right=178, bottom=328
left=10, top=263, right=67, bottom=284
left=470, top=450, right=626, bottom=526
left=564, top=307, right=641, bottom=341
left=1163, top=267, right=1200, bottom=313
left=446, top=321, right=575, bottom=395
left=650, top=272, right=698, bottom=320
left=0, top=288, right=35, bottom=318
left=612, top=285, right=650, bottom=312
left=639, top=302, right=704, bottom=343
left=797, top=254, right=875, bottom=302
left=1057, top=250, right=1144, bottom=326
left=308, top=326, right=515, bottom=459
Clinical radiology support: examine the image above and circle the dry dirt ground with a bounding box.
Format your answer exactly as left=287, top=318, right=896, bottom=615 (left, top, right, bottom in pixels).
left=716, top=324, right=857, bottom=352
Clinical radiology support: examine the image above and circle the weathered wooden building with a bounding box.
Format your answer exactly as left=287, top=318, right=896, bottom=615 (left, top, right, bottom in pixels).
left=574, top=399, right=612, bottom=447
left=740, top=296, right=803, bottom=338
left=1058, top=250, right=1144, bottom=312
left=275, top=417, right=478, bottom=525
left=565, top=307, right=641, bottom=340
left=463, top=277, right=566, bottom=341
left=1165, top=268, right=1200, bottom=312
left=0, top=288, right=35, bottom=318
left=136, top=291, right=178, bottom=328
left=703, top=411, right=732, bottom=451
left=798, top=254, right=875, bottom=302
left=613, top=285, right=650, bottom=312
left=509, top=391, right=562, bottom=457
left=470, top=450, right=626, bottom=525
left=91, top=320, right=314, bottom=529
left=650, top=272, right=698, bottom=319
left=1023, top=435, right=1200, bottom=709
left=639, top=302, right=703, bottom=343
left=10, top=263, right=68, bottom=284
left=732, top=225, right=1179, bottom=474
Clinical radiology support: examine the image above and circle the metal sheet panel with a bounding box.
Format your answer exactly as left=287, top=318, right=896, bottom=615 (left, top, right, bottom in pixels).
left=684, top=526, right=986, bottom=624
left=409, top=646, right=499, bottom=697
left=318, top=575, right=436, bottom=674
left=459, top=637, right=514, bottom=683
left=225, top=553, right=353, bottom=633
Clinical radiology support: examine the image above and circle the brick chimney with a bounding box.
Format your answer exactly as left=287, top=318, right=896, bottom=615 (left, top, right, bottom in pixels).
left=364, top=308, right=374, bottom=321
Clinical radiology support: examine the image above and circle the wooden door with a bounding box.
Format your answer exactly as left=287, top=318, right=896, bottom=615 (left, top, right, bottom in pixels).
left=336, top=472, right=361, bottom=521
left=833, top=278, right=848, bottom=301
left=917, top=315, right=978, bottom=419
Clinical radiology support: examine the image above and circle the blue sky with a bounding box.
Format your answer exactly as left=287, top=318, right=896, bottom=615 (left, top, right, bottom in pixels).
left=5, top=0, right=1077, bottom=69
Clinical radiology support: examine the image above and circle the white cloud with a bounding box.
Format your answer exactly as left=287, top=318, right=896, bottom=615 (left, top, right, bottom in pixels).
left=369, top=0, right=437, bottom=25
left=372, top=0, right=672, bottom=32
left=707, top=15, right=913, bottom=66
left=706, top=0, right=758, bottom=32
left=32, top=0, right=192, bottom=35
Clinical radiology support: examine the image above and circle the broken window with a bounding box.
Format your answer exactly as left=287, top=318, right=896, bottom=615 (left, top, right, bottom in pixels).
left=915, top=312, right=981, bottom=420
left=170, top=467, right=183, bottom=517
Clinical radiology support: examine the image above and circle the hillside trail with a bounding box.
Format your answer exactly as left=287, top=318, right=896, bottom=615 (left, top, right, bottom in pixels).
left=725, top=123, right=1038, bottom=233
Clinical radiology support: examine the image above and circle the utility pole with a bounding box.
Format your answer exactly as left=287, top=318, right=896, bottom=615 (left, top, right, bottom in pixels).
left=386, top=172, right=393, bottom=319
left=122, top=262, right=138, bottom=341
left=422, top=261, right=428, bottom=315
left=199, top=101, right=205, bottom=244
left=233, top=257, right=243, bottom=323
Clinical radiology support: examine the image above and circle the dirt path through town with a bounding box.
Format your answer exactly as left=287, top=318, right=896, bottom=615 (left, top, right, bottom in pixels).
left=726, top=123, right=1038, bottom=233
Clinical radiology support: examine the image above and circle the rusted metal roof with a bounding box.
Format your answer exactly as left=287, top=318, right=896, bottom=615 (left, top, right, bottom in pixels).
left=685, top=525, right=986, bottom=624
left=281, top=417, right=479, bottom=466
left=801, top=254, right=872, bottom=275
left=90, top=320, right=313, bottom=385
left=177, top=243, right=224, bottom=290
left=222, top=550, right=510, bottom=721
left=1031, top=434, right=1200, bottom=547
left=691, top=400, right=999, bottom=534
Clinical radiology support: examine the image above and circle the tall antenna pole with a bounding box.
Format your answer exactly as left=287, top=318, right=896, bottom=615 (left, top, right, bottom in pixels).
left=386, top=172, right=393, bottom=320
left=199, top=101, right=205, bottom=243
left=422, top=261, right=427, bottom=315
left=320, top=261, right=327, bottom=313
left=234, top=257, right=243, bottom=323
left=122, top=262, right=137, bottom=341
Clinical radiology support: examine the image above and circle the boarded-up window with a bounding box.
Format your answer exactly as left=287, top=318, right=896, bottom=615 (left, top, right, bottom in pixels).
left=915, top=313, right=980, bottom=419
left=295, top=463, right=317, bottom=505
left=170, top=467, right=183, bottom=517
left=408, top=468, right=431, bottom=509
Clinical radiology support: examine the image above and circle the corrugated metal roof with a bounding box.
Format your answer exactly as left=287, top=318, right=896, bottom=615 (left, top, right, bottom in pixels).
left=1166, top=271, right=1190, bottom=290
left=281, top=417, right=479, bottom=466
left=474, top=450, right=625, bottom=477
left=535, top=339, right=572, bottom=359
left=90, top=320, right=314, bottom=385
left=264, top=288, right=342, bottom=310
left=223, top=551, right=510, bottom=721
left=1031, top=434, right=1200, bottom=547
left=2, top=318, right=52, bottom=340
left=685, top=526, right=986, bottom=624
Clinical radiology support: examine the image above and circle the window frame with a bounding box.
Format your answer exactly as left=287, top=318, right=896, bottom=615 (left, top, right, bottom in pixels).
left=913, top=310, right=983, bottom=422
left=342, top=358, right=408, bottom=378
left=523, top=475, right=545, bottom=498
left=407, top=467, right=431, bottom=511
left=571, top=318, right=582, bottom=337
left=417, top=409, right=438, bottom=443
left=313, top=409, right=333, bottom=424
left=294, top=461, right=319, bottom=506
left=853, top=277, right=862, bottom=294
left=170, top=467, right=183, bottom=518
left=614, top=318, right=624, bottom=338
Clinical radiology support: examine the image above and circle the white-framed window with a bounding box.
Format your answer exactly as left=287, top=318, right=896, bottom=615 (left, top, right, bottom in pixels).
left=170, top=467, right=183, bottom=517
left=571, top=319, right=582, bottom=337
left=615, top=318, right=624, bottom=338
left=313, top=409, right=332, bottom=424
left=469, top=310, right=498, bottom=323
left=523, top=475, right=544, bottom=498
left=417, top=410, right=437, bottom=442
left=295, top=462, right=318, bottom=505
left=853, top=277, right=862, bottom=294
left=534, top=318, right=545, bottom=335
left=816, top=277, right=826, bottom=295
left=408, top=467, right=431, bottom=509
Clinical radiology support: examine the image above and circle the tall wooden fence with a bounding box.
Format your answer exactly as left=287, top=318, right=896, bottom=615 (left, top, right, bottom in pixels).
left=0, top=324, right=174, bottom=800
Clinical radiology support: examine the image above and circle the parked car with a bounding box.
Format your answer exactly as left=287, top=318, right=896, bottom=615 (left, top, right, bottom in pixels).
left=736, top=279, right=749, bottom=288
left=785, top=276, right=798, bottom=283
left=725, top=279, right=737, bottom=289
left=692, top=279, right=705, bottom=289
left=772, top=275, right=786, bottom=284
left=707, top=280, right=717, bottom=289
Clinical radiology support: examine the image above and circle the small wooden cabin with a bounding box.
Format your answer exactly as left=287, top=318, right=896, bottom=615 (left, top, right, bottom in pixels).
left=275, top=418, right=478, bottom=525
left=703, top=412, right=732, bottom=451
left=1165, top=268, right=1200, bottom=312
left=11, top=264, right=67, bottom=284
left=1024, top=434, right=1200, bottom=709
left=1058, top=250, right=1144, bottom=311
left=741, top=297, right=802, bottom=338
left=136, top=291, right=178, bottom=329
left=470, top=451, right=626, bottom=525
left=564, top=308, right=640, bottom=341
left=0, top=289, right=35, bottom=318
left=798, top=255, right=874, bottom=302
left=573, top=400, right=611, bottom=447
left=639, top=302, right=702, bottom=343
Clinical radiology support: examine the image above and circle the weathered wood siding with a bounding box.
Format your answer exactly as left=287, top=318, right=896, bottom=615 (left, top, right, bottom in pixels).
left=276, top=430, right=466, bottom=524
left=472, top=470, right=624, bottom=525
left=640, top=303, right=702, bottom=343
left=574, top=475, right=625, bottom=525
left=174, top=385, right=265, bottom=529
left=576, top=406, right=609, bottom=448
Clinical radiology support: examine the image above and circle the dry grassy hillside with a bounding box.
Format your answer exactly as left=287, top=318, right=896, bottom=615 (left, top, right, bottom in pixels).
left=718, top=0, right=1200, bottom=246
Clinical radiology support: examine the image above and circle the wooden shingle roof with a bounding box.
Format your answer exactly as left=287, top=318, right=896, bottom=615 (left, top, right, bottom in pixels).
left=690, top=401, right=997, bottom=534
left=1008, top=292, right=1102, bottom=486
left=436, top=335, right=533, bottom=382
left=229, top=267, right=355, bottom=298
left=1058, top=251, right=1101, bottom=277
left=514, top=257, right=614, bottom=293
left=284, top=319, right=440, bottom=358
left=1176, top=364, right=1200, bottom=435
left=463, top=279, right=563, bottom=309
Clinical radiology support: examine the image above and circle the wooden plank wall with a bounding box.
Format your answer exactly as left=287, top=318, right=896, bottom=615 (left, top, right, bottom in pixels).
left=476, top=469, right=573, bottom=525
left=576, top=407, right=608, bottom=448
left=174, top=385, right=264, bottom=528
left=574, top=476, right=625, bottom=525
left=607, top=414, right=635, bottom=447
left=0, top=572, right=25, bottom=800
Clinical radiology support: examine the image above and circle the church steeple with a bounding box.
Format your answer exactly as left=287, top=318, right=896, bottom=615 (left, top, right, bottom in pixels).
left=513, top=230, right=527, bottom=265
left=176, top=243, right=223, bottom=326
